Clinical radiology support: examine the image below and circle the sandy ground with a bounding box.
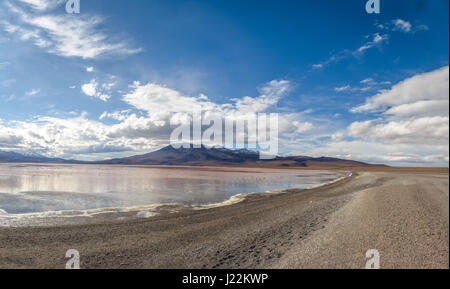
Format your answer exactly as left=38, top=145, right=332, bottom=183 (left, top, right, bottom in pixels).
left=0, top=171, right=448, bottom=269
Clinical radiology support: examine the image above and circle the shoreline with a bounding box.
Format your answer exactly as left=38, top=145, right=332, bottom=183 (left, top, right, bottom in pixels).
left=0, top=168, right=349, bottom=228
left=0, top=170, right=448, bottom=269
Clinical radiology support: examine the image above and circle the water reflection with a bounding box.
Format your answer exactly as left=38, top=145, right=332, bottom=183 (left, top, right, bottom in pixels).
left=0, top=164, right=341, bottom=214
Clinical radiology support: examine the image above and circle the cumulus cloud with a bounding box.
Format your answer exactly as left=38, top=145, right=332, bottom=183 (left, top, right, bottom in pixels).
left=81, top=79, right=98, bottom=97
left=0, top=112, right=151, bottom=159
left=123, top=79, right=291, bottom=118
left=341, top=66, right=449, bottom=165
left=348, top=117, right=448, bottom=145
left=119, top=80, right=296, bottom=143
left=384, top=100, right=448, bottom=118
left=352, top=66, right=449, bottom=114
left=294, top=66, right=449, bottom=166
left=0, top=126, right=24, bottom=146
left=123, top=82, right=215, bottom=117
left=81, top=79, right=111, bottom=101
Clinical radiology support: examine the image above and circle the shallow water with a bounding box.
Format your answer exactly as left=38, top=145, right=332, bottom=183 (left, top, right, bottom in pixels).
left=0, top=163, right=342, bottom=225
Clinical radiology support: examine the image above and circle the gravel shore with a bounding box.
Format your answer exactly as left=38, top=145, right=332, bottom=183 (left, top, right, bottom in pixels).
left=0, top=170, right=448, bottom=269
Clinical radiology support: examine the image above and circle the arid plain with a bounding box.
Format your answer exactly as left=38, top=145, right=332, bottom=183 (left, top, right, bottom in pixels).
left=0, top=168, right=448, bottom=269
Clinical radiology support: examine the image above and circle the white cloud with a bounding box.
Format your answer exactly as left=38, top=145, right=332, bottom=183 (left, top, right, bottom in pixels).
left=336, top=66, right=450, bottom=166
left=102, top=80, right=117, bottom=91
left=0, top=113, right=118, bottom=157
left=123, top=80, right=292, bottom=126
left=316, top=18, right=426, bottom=70
left=384, top=100, right=449, bottom=118
left=292, top=121, right=314, bottom=133
left=312, top=63, right=323, bottom=69
left=25, top=15, right=141, bottom=59
left=330, top=132, right=344, bottom=142
left=360, top=78, right=374, bottom=84
left=377, top=19, right=429, bottom=34
left=96, top=94, right=110, bottom=102
left=298, top=66, right=449, bottom=166
left=305, top=140, right=448, bottom=167
left=81, top=79, right=98, bottom=97
left=358, top=78, right=391, bottom=91
left=86, top=66, right=94, bottom=72
left=81, top=79, right=111, bottom=101
left=352, top=66, right=449, bottom=113
left=123, top=82, right=216, bottom=117
left=99, top=110, right=131, bottom=121
left=4, top=2, right=142, bottom=59
left=359, top=86, right=372, bottom=92
left=2, top=20, right=40, bottom=42
left=313, top=33, right=388, bottom=69
left=392, top=19, right=412, bottom=33
left=348, top=117, right=449, bottom=145
left=334, top=85, right=351, bottom=92
left=25, top=88, right=40, bottom=96
left=373, top=33, right=384, bottom=43
left=356, top=33, right=388, bottom=53
left=232, top=80, right=291, bottom=113
left=122, top=79, right=292, bottom=134
left=17, top=0, right=64, bottom=11
left=0, top=134, right=23, bottom=146
left=360, top=78, right=391, bottom=86
left=311, top=52, right=345, bottom=69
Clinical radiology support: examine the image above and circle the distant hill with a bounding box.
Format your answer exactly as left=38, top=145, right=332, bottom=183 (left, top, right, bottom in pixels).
left=96, top=145, right=382, bottom=168
left=0, top=150, right=74, bottom=164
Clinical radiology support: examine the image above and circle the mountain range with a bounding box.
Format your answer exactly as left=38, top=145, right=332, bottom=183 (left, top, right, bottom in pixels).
left=0, top=145, right=384, bottom=168
left=0, top=150, right=73, bottom=164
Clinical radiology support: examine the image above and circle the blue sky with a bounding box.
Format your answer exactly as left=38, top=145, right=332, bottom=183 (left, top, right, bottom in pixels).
left=0, top=0, right=448, bottom=166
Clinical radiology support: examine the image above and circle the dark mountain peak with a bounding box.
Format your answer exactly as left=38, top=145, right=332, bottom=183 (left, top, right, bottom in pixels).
left=233, top=148, right=259, bottom=155
left=157, top=144, right=212, bottom=152
left=96, top=144, right=381, bottom=168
